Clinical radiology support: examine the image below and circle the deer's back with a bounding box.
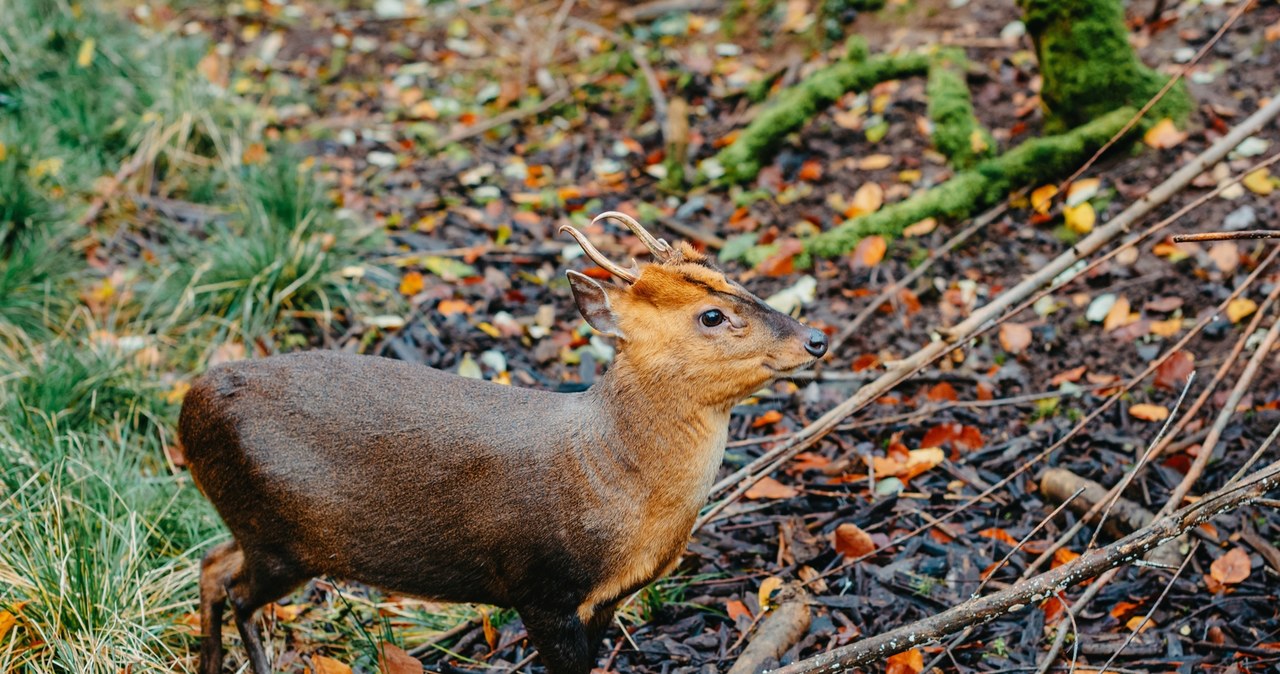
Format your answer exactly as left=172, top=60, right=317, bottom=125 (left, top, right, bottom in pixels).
left=179, top=350, right=621, bottom=609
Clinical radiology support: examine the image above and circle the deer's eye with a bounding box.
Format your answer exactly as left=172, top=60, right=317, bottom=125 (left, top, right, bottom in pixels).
left=700, top=309, right=726, bottom=327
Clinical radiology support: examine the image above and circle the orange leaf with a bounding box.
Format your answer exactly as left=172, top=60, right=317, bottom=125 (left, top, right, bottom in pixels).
left=1209, top=547, right=1251, bottom=585
left=1129, top=404, right=1170, bottom=422
left=1052, top=548, right=1080, bottom=568
left=1226, top=298, right=1258, bottom=324
left=399, top=271, right=425, bottom=296
left=886, top=648, right=924, bottom=674
left=758, top=238, right=805, bottom=277
left=745, top=476, right=799, bottom=500
left=926, top=381, right=958, bottom=402
left=851, top=353, right=881, bottom=372
left=979, top=527, right=1018, bottom=546
left=752, top=410, right=784, bottom=428
left=1030, top=184, right=1058, bottom=214
left=999, top=322, right=1033, bottom=354
left=1110, top=600, right=1141, bottom=620
left=1143, top=118, right=1187, bottom=149
left=852, top=235, right=888, bottom=268
left=833, top=523, right=876, bottom=559
left=798, top=159, right=823, bottom=182
left=1050, top=366, right=1087, bottom=386
left=725, top=599, right=752, bottom=622
left=378, top=643, right=424, bottom=674
left=1103, top=296, right=1134, bottom=332
left=845, top=182, right=884, bottom=218
left=436, top=299, right=475, bottom=317
left=310, top=656, right=353, bottom=674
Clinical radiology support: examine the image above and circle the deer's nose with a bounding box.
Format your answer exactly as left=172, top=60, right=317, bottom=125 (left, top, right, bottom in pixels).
left=804, top=329, right=828, bottom=358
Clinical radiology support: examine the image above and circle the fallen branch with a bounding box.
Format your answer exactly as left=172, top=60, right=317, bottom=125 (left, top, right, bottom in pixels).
left=727, top=583, right=811, bottom=674
left=764, top=460, right=1280, bottom=674
left=1173, top=230, right=1280, bottom=242
left=701, top=93, right=1280, bottom=526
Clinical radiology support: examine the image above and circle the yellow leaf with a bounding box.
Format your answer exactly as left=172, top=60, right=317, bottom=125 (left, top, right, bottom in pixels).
left=309, top=655, right=353, bottom=674
left=77, top=38, right=95, bottom=68
left=1103, top=296, right=1133, bottom=332
left=1030, top=184, right=1058, bottom=214
left=1066, top=178, right=1101, bottom=206
left=0, top=609, right=17, bottom=640
left=1226, top=298, right=1257, bottom=323
left=1149, top=318, right=1183, bottom=338
left=28, top=157, right=63, bottom=179
left=1129, top=404, right=1170, bottom=422
left=1126, top=616, right=1156, bottom=633
left=1242, top=168, right=1274, bottom=196
left=399, top=271, right=425, bottom=296
left=859, top=154, right=893, bottom=170
left=758, top=576, right=785, bottom=609
left=902, top=217, right=937, bottom=237
left=1143, top=118, right=1187, bottom=149
left=0, top=142, right=7, bottom=162
left=1063, top=201, right=1095, bottom=235
left=845, top=182, right=884, bottom=218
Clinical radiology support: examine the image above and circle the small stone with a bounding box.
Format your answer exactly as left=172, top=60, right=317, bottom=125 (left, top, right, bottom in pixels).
left=1223, top=205, right=1257, bottom=231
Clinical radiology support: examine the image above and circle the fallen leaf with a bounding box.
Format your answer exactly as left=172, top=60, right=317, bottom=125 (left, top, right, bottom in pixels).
left=833, top=523, right=876, bottom=559
left=1144, top=296, right=1184, bottom=313
left=758, top=576, right=785, bottom=609
left=852, top=235, right=887, bottom=267
left=745, top=476, right=799, bottom=500
left=399, top=271, right=425, bottom=296
left=1063, top=201, right=1095, bottom=235
left=1226, top=298, right=1258, bottom=323
left=752, top=410, right=784, bottom=428
left=1129, top=404, right=1170, bottom=422
left=1103, top=296, right=1133, bottom=332
left=859, top=154, right=894, bottom=170
left=1052, top=548, right=1080, bottom=568
left=1126, top=615, right=1155, bottom=633
left=725, top=599, right=752, bottom=622
left=1030, top=184, right=1058, bottom=214
left=436, top=299, right=474, bottom=317
left=1066, top=178, right=1101, bottom=206
left=1110, top=600, right=1142, bottom=620
left=900, top=447, right=945, bottom=481
left=798, top=159, right=823, bottom=182
left=1242, top=168, right=1274, bottom=196
left=886, top=648, right=924, bottom=674
left=310, top=656, right=353, bottom=674
left=979, top=527, right=1018, bottom=546
left=1150, top=318, right=1183, bottom=338
left=1154, top=351, right=1194, bottom=390
left=1209, top=547, right=1251, bottom=585
left=1144, top=118, right=1187, bottom=149
left=1050, top=366, right=1087, bottom=386
left=77, top=38, right=96, bottom=68
left=999, top=322, right=1033, bottom=354
left=846, top=182, right=884, bottom=218
left=902, top=217, right=937, bottom=237
left=1207, top=242, right=1239, bottom=273
left=926, top=381, right=958, bottom=402
left=378, top=644, right=423, bottom=674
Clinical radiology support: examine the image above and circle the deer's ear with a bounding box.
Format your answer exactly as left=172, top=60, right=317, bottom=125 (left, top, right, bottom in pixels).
left=567, top=270, right=624, bottom=339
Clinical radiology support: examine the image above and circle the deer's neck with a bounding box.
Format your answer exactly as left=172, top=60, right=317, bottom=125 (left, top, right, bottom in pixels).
left=582, top=351, right=733, bottom=505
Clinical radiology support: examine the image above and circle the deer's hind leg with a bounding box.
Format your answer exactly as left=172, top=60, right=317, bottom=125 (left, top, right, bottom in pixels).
left=199, top=542, right=240, bottom=674
left=202, top=540, right=306, bottom=674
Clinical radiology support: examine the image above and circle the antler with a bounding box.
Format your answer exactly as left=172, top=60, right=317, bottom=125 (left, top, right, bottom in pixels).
left=592, top=211, right=676, bottom=262
left=559, top=225, right=641, bottom=284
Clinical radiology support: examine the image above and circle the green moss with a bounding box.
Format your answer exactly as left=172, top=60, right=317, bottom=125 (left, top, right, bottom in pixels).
left=1019, top=0, right=1190, bottom=131
left=926, top=49, right=995, bottom=168
left=710, top=51, right=930, bottom=184
left=807, top=106, right=1136, bottom=258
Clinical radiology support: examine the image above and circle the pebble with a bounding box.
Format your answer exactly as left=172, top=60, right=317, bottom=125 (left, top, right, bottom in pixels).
left=1223, top=205, right=1257, bottom=231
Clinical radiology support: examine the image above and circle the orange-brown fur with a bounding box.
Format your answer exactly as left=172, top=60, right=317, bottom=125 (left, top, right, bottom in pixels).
left=182, top=245, right=826, bottom=674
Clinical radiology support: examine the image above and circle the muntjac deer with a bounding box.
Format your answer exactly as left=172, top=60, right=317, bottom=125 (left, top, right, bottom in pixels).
left=181, top=211, right=828, bottom=674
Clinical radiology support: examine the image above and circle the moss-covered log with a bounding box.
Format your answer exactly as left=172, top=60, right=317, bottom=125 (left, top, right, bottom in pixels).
left=805, top=106, right=1135, bottom=258
left=926, top=49, right=994, bottom=168
left=1020, top=0, right=1190, bottom=131
left=709, top=46, right=929, bottom=184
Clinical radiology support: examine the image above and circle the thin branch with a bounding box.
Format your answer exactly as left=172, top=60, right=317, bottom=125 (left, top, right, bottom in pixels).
left=1173, top=230, right=1280, bottom=242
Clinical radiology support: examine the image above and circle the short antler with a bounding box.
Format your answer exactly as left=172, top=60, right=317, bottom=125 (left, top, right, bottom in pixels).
left=592, top=211, right=676, bottom=262
left=560, top=225, right=641, bottom=284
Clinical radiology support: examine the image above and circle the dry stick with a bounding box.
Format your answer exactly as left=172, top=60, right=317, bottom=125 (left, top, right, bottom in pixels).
left=437, top=88, right=571, bottom=146
left=1022, top=278, right=1280, bottom=578
left=1227, top=420, right=1280, bottom=487
left=1174, top=230, right=1280, bottom=242
left=766, top=460, right=1280, bottom=674
left=700, top=94, right=1280, bottom=526
left=830, top=204, right=1008, bottom=353
left=1057, top=0, right=1254, bottom=191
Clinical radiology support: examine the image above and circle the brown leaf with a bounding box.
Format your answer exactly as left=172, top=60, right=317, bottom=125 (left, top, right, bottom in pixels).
left=978, top=527, right=1018, bottom=546
left=1154, top=351, right=1194, bottom=391
left=1144, top=296, right=1184, bottom=313
left=1103, top=296, right=1134, bottom=332
left=999, top=322, right=1033, bottom=354
left=925, top=381, right=958, bottom=402
left=725, top=599, right=752, bottom=622
left=1207, top=242, right=1240, bottom=273
left=1050, top=366, right=1087, bottom=386
left=379, top=644, right=424, bottom=674
left=1209, top=547, right=1252, bottom=585
left=745, top=476, right=799, bottom=500
left=309, top=656, right=353, bottom=674
left=1129, top=404, right=1170, bottom=422
left=833, top=523, right=876, bottom=559
left=757, top=238, right=805, bottom=277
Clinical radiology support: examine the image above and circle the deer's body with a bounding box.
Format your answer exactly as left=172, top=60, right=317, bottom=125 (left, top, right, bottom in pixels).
left=184, top=213, right=826, bottom=674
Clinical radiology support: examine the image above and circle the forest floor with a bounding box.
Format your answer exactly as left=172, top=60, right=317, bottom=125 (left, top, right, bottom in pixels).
left=2, top=0, right=1280, bottom=672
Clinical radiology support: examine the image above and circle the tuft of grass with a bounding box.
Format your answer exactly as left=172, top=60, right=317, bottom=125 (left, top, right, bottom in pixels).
left=0, top=231, right=76, bottom=342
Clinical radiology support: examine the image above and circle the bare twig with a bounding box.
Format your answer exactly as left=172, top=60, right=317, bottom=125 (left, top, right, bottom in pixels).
left=437, top=89, right=571, bottom=147
left=1173, top=230, right=1280, bottom=242
left=766, top=460, right=1280, bottom=674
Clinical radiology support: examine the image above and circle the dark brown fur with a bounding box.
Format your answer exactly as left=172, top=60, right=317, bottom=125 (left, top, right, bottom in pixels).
left=182, top=255, right=826, bottom=673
